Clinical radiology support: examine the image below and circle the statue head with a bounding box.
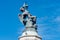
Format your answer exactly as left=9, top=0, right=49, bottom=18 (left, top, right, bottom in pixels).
left=20, top=2, right=28, bottom=12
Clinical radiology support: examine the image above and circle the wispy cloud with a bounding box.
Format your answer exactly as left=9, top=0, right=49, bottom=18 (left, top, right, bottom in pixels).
left=37, top=16, right=60, bottom=40
left=53, top=16, right=60, bottom=23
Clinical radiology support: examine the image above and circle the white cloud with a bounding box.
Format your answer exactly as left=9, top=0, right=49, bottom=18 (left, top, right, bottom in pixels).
left=37, top=16, right=60, bottom=40
left=53, top=16, right=60, bottom=23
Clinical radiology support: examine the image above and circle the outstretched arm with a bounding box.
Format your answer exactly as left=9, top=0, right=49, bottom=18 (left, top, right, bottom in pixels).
left=18, top=14, right=23, bottom=23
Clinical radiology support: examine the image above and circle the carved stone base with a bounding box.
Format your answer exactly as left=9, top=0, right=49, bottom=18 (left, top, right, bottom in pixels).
left=19, top=35, right=42, bottom=40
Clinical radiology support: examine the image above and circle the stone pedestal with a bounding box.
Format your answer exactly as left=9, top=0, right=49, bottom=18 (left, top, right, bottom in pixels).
left=18, top=31, right=42, bottom=40
left=19, top=36, right=41, bottom=40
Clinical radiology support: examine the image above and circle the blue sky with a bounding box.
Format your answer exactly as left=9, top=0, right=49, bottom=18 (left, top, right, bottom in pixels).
left=0, top=0, right=60, bottom=40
